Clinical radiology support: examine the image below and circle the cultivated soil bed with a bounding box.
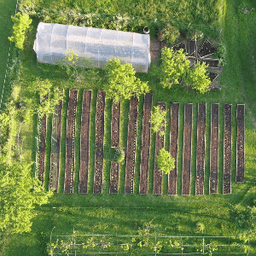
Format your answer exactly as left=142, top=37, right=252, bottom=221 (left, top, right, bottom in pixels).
left=109, top=161, right=119, bottom=194
left=49, top=101, right=62, bottom=192
left=236, top=104, right=245, bottom=183
left=94, top=91, right=106, bottom=194
left=168, top=103, right=179, bottom=195
left=64, top=90, right=77, bottom=193
left=139, top=93, right=153, bottom=195
left=153, top=102, right=166, bottom=195
left=111, top=100, right=120, bottom=148
left=196, top=104, right=206, bottom=195
left=79, top=90, right=91, bottom=194
left=223, top=104, right=232, bottom=194
left=125, top=96, right=138, bottom=194
left=38, top=115, right=47, bottom=184
left=182, top=103, right=193, bottom=195
left=210, top=103, right=219, bottom=194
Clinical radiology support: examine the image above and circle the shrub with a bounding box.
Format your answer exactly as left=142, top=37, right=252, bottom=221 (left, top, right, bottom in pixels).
left=158, top=47, right=190, bottom=89
left=159, top=23, right=180, bottom=45
left=156, top=148, right=175, bottom=175
left=216, top=43, right=227, bottom=66
left=8, top=12, right=32, bottom=50
left=114, top=147, right=125, bottom=163
left=104, top=58, right=149, bottom=103
left=184, top=61, right=211, bottom=94
left=150, top=106, right=166, bottom=136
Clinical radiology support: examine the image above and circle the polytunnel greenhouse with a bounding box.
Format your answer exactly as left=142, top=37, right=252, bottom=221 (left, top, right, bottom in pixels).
left=33, top=22, right=151, bottom=73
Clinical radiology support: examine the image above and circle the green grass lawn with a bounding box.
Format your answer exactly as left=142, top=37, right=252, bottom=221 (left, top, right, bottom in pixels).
left=0, top=0, right=18, bottom=107
left=1, top=0, right=256, bottom=255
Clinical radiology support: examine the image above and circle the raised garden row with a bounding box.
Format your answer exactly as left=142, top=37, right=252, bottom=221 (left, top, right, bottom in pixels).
left=37, top=92, right=245, bottom=195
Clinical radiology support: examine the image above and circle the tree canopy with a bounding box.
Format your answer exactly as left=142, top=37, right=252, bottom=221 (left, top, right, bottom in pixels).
left=104, top=58, right=149, bottom=103
left=0, top=161, right=53, bottom=234
left=158, top=47, right=190, bottom=89
left=150, top=106, right=166, bottom=136
left=156, top=148, right=175, bottom=175
left=8, top=12, right=32, bottom=50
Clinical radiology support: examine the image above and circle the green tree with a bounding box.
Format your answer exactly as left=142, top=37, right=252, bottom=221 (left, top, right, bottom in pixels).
left=156, top=148, right=175, bottom=175
left=8, top=12, right=32, bottom=50
left=58, top=49, right=97, bottom=84
left=150, top=106, right=166, bottom=136
left=0, top=161, right=53, bottom=234
left=104, top=58, right=149, bottom=103
left=25, top=78, right=63, bottom=117
left=158, top=47, right=190, bottom=89
left=185, top=61, right=211, bottom=94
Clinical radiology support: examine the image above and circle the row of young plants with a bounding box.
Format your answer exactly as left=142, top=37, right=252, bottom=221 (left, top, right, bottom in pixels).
left=47, top=226, right=249, bottom=255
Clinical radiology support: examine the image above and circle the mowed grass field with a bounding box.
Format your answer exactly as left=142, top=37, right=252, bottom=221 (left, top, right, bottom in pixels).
left=1, top=0, right=256, bottom=255
left=0, top=0, right=18, bottom=104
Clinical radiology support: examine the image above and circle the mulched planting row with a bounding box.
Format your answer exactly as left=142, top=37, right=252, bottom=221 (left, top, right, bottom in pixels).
left=64, top=90, right=77, bottom=193
left=38, top=114, right=47, bottom=184
left=210, top=103, right=219, bottom=194
left=109, top=161, right=119, bottom=194
left=79, top=90, right=92, bottom=194
left=223, top=104, right=232, bottom=194
left=93, top=91, right=106, bottom=194
left=49, top=101, right=62, bottom=192
left=111, top=100, right=120, bottom=148
left=125, top=96, right=138, bottom=194
left=139, top=93, right=153, bottom=195
left=182, top=103, right=193, bottom=195
left=153, top=102, right=166, bottom=195
left=236, top=104, right=245, bottom=183
left=110, top=99, right=121, bottom=194
left=168, top=103, right=179, bottom=195
left=195, top=104, right=206, bottom=195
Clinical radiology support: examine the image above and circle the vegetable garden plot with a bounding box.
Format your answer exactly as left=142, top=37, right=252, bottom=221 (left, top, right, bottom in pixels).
left=93, top=91, right=106, bottom=194
left=125, top=96, right=138, bottom=194
left=38, top=114, right=47, bottom=184
left=109, top=161, right=119, bottom=194
left=153, top=102, right=166, bottom=195
left=236, top=104, right=245, bottom=183
left=168, top=102, right=179, bottom=195
left=223, top=104, right=232, bottom=194
left=49, top=101, right=62, bottom=192
left=111, top=100, right=120, bottom=148
left=195, top=104, right=206, bottom=195
left=139, top=93, right=153, bottom=195
left=210, top=103, right=219, bottom=194
left=182, top=103, right=193, bottom=195
left=64, top=90, right=77, bottom=194
left=79, top=90, right=91, bottom=194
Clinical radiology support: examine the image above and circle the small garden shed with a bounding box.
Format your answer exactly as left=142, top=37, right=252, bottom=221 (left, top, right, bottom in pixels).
left=33, top=22, right=151, bottom=73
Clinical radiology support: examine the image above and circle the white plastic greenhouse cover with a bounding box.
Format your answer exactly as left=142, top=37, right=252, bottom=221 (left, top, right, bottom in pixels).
left=33, top=22, right=151, bottom=73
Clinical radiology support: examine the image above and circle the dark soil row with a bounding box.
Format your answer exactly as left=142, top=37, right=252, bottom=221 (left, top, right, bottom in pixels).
left=125, top=96, right=138, bottom=194
left=49, top=101, right=62, bottom=192
left=79, top=90, right=92, bottom=194
left=236, top=104, right=245, bottom=183
left=64, top=90, right=77, bottom=193
left=195, top=104, right=206, bottom=195
left=111, top=100, right=120, bottom=148
left=109, top=161, right=119, bottom=194
left=168, top=103, right=179, bottom=195
left=139, top=93, right=153, bottom=195
left=182, top=103, right=193, bottom=195
left=223, top=104, right=232, bottom=194
left=153, top=102, right=166, bottom=195
left=38, top=115, right=47, bottom=184
left=210, top=103, right=219, bottom=194
left=93, top=91, right=106, bottom=194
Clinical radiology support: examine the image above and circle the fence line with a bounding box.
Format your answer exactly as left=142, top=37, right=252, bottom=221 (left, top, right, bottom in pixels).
left=0, top=0, right=19, bottom=110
